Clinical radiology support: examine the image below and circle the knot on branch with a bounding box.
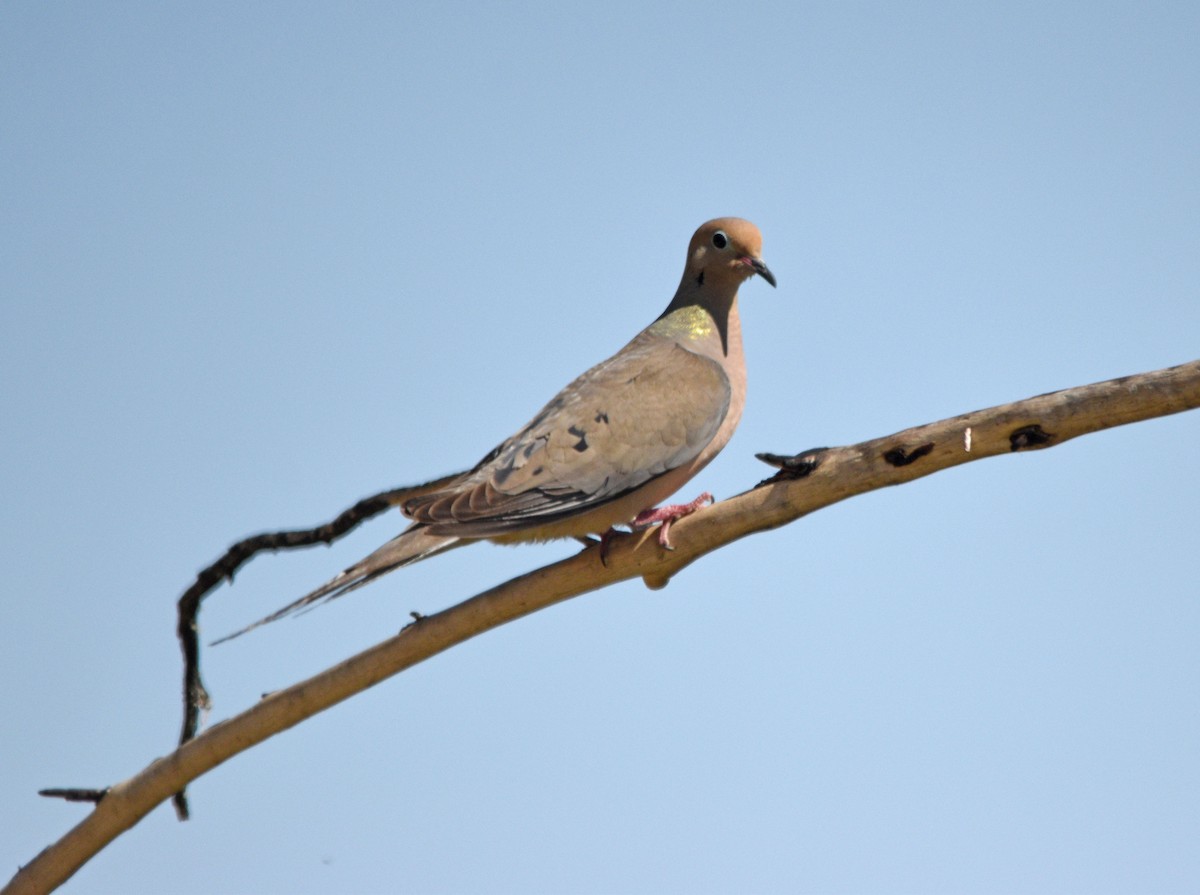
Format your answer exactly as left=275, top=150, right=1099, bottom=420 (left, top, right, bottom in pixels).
left=882, top=443, right=934, bottom=467
left=1009, top=424, right=1055, bottom=451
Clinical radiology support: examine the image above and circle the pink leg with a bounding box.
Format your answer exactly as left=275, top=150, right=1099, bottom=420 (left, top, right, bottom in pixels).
left=631, top=492, right=714, bottom=550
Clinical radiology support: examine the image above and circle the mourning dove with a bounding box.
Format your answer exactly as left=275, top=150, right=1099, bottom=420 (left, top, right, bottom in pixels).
left=217, top=217, right=774, bottom=641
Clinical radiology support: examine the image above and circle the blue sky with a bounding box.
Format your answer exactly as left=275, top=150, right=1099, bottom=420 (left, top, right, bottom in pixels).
left=3, top=3, right=1198, bottom=892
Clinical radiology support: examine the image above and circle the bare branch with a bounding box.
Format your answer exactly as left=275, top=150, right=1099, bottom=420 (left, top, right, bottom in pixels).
left=8, top=359, right=1199, bottom=895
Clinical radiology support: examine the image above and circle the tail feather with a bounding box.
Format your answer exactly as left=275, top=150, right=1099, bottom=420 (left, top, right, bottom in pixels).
left=212, top=525, right=461, bottom=644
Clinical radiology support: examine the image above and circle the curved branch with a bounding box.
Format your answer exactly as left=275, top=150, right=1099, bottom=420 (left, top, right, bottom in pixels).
left=8, top=358, right=1199, bottom=895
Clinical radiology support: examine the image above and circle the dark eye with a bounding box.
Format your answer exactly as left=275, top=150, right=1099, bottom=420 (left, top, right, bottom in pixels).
left=711, top=230, right=728, bottom=249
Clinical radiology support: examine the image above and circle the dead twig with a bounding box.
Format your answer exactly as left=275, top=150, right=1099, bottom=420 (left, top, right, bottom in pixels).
left=172, top=471, right=464, bottom=818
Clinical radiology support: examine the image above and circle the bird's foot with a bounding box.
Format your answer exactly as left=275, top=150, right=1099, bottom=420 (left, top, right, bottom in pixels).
left=631, top=492, right=714, bottom=550
left=577, top=531, right=623, bottom=566
left=599, top=529, right=623, bottom=566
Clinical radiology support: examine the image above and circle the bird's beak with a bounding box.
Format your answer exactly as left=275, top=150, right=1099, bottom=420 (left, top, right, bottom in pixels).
left=745, top=256, right=776, bottom=287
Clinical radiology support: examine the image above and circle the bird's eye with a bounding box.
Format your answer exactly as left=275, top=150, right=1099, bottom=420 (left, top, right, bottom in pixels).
left=711, top=230, right=728, bottom=249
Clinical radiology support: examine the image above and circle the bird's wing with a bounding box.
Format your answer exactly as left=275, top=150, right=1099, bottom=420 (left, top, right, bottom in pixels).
left=405, top=335, right=731, bottom=536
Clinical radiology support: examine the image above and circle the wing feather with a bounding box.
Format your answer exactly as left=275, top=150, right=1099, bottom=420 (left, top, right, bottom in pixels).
left=405, top=336, right=730, bottom=536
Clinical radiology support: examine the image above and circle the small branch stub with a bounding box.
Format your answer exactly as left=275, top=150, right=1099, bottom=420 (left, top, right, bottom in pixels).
left=38, top=788, right=109, bottom=805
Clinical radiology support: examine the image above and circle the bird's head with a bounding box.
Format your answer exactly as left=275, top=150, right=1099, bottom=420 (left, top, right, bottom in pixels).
left=685, top=218, right=776, bottom=291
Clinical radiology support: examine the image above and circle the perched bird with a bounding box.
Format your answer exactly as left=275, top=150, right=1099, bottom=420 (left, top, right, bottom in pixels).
left=218, top=217, right=774, bottom=641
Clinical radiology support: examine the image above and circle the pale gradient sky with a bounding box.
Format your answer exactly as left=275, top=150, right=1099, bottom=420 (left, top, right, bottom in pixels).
left=3, top=3, right=1199, bottom=893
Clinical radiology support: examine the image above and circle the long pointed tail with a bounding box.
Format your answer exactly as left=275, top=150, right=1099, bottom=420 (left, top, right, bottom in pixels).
left=212, top=525, right=461, bottom=644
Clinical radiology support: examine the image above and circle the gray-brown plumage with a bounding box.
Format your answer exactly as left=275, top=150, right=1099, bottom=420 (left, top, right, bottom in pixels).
left=216, top=218, right=773, bottom=642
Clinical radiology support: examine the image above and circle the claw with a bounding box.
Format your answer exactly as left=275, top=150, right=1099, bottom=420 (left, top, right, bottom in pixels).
left=579, top=531, right=622, bottom=566
left=597, top=528, right=621, bottom=566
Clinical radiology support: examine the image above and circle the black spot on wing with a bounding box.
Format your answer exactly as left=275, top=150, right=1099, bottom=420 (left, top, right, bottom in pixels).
left=567, top=424, right=588, bottom=453
left=473, top=442, right=504, bottom=471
